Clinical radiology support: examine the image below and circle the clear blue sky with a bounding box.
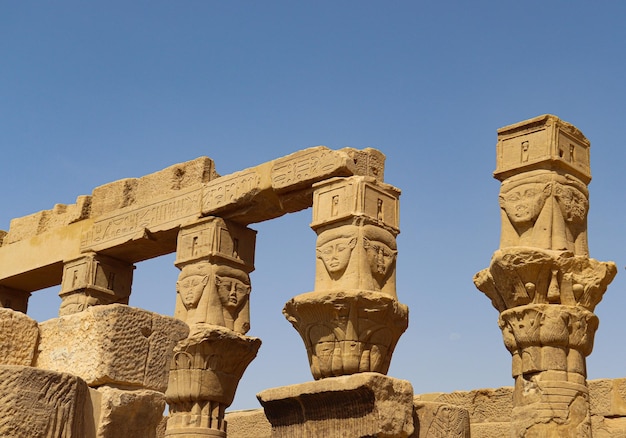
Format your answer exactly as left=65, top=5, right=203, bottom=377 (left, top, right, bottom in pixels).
left=1, top=2, right=624, bottom=411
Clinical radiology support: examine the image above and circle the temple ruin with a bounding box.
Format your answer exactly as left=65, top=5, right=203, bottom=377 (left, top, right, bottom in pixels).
left=0, top=115, right=620, bottom=437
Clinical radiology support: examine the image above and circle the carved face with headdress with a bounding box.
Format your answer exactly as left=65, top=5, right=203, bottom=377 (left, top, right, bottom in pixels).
left=214, top=266, right=251, bottom=312
left=362, top=226, right=397, bottom=285
left=316, top=226, right=358, bottom=278
left=499, top=182, right=551, bottom=225
left=176, top=264, right=210, bottom=310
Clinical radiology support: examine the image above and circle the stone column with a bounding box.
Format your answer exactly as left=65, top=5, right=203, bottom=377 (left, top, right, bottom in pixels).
left=59, top=252, right=135, bottom=316
left=261, top=176, right=413, bottom=437
left=284, top=175, right=408, bottom=380
left=166, top=217, right=261, bottom=438
left=474, top=115, right=617, bottom=437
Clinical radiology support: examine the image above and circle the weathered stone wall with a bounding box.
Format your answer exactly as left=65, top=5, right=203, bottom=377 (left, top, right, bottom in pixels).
left=224, top=378, right=626, bottom=438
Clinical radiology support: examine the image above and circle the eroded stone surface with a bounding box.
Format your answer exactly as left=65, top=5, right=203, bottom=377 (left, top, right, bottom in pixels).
left=165, top=325, right=261, bottom=437
left=284, top=290, right=408, bottom=379
left=257, top=373, right=414, bottom=438
left=0, top=307, right=39, bottom=366
left=91, top=385, right=165, bottom=438
left=0, top=365, right=89, bottom=438
left=224, top=410, right=272, bottom=438
left=37, top=304, right=188, bottom=391
left=413, top=401, right=470, bottom=438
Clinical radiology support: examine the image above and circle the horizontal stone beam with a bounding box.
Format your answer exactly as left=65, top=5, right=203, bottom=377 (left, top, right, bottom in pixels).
left=0, top=147, right=384, bottom=293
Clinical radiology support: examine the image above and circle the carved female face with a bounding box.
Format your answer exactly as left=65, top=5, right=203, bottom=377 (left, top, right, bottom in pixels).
left=499, top=183, right=551, bottom=225
left=176, top=274, right=208, bottom=309
left=554, top=184, right=588, bottom=225
left=363, top=237, right=397, bottom=280
left=316, top=237, right=357, bottom=275
left=215, top=276, right=250, bottom=310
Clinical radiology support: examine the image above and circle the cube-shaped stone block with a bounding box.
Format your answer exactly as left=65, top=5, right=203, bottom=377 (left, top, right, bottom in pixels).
left=0, top=307, right=39, bottom=366
left=0, top=365, right=89, bottom=438
left=37, top=304, right=189, bottom=391
left=175, top=217, right=256, bottom=270
left=60, top=253, right=134, bottom=300
left=495, top=114, right=591, bottom=183
left=311, top=176, right=400, bottom=233
left=90, top=385, right=165, bottom=438
left=257, top=373, right=414, bottom=438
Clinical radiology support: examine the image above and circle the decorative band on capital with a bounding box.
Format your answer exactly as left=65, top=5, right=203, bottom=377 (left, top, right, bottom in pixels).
left=165, top=326, right=261, bottom=407
left=283, top=290, right=408, bottom=380
left=498, top=304, right=598, bottom=377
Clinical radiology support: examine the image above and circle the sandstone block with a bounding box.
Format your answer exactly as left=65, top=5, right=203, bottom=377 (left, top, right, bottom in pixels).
left=414, top=387, right=513, bottom=424
left=91, top=157, right=216, bottom=218
left=590, top=378, right=626, bottom=417
left=0, top=365, right=89, bottom=437
left=37, top=304, right=189, bottom=391
left=0, top=307, right=39, bottom=366
left=224, top=409, right=271, bottom=438
left=413, top=401, right=470, bottom=437
left=495, top=114, right=591, bottom=183
left=469, top=422, right=511, bottom=438
left=591, top=415, right=626, bottom=438
left=257, top=372, right=414, bottom=438
left=90, top=385, right=166, bottom=438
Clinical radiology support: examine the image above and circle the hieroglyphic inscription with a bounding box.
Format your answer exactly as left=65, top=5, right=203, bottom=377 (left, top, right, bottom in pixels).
left=81, top=186, right=202, bottom=251
left=202, top=170, right=261, bottom=213
left=271, top=148, right=346, bottom=191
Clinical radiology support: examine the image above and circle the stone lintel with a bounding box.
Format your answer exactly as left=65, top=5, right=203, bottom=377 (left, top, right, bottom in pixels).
left=0, top=219, right=89, bottom=292
left=202, top=147, right=386, bottom=225
left=257, top=373, right=414, bottom=438
left=0, top=147, right=383, bottom=293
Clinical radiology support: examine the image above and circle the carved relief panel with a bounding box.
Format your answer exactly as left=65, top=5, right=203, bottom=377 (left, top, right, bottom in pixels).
left=175, top=263, right=251, bottom=335
left=498, top=174, right=589, bottom=255
left=314, top=225, right=398, bottom=297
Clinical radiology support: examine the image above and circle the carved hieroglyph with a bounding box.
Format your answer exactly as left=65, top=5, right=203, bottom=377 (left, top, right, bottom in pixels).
left=284, top=175, right=408, bottom=381
left=474, top=115, right=617, bottom=437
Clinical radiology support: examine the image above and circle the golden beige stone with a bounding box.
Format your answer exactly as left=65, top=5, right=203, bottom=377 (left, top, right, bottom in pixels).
left=165, top=326, right=261, bottom=438
left=37, top=304, right=188, bottom=391
left=0, top=147, right=381, bottom=299
left=257, top=373, right=414, bottom=438
left=90, top=385, right=166, bottom=438
left=413, top=401, right=470, bottom=438
left=494, top=114, right=591, bottom=184
left=0, top=307, right=39, bottom=366
left=224, top=410, right=271, bottom=438
left=475, top=114, right=617, bottom=437
left=0, top=365, right=89, bottom=438
left=284, top=289, right=408, bottom=380
left=59, top=252, right=135, bottom=316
